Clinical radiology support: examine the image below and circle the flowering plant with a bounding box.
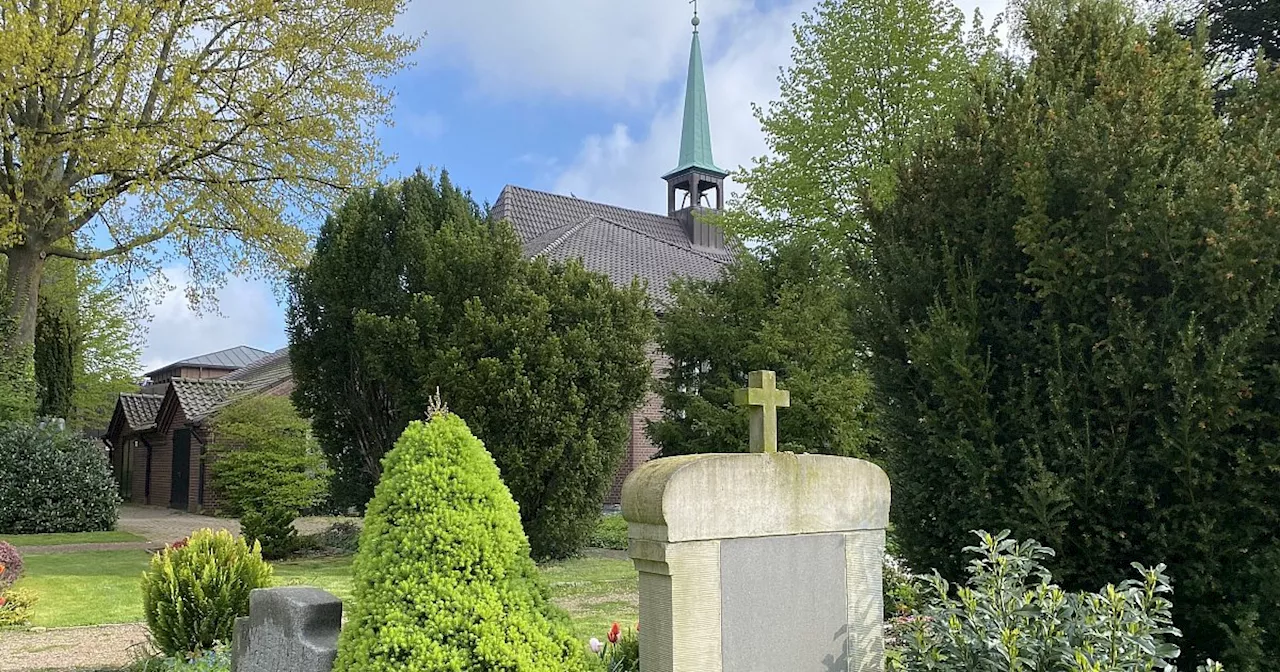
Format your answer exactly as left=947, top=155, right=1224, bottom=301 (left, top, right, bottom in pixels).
left=591, top=621, right=638, bottom=672
left=0, top=541, right=22, bottom=588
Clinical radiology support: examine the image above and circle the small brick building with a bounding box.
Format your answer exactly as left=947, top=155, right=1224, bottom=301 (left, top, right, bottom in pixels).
left=103, top=347, right=293, bottom=512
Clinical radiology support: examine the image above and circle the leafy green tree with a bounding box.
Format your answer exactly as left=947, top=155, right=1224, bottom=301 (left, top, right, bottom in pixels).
left=206, top=395, right=329, bottom=518
left=14, top=254, right=142, bottom=430
left=729, top=0, right=988, bottom=248
left=334, top=413, right=587, bottom=671
left=860, top=0, right=1280, bottom=666
left=0, top=295, right=34, bottom=422
left=650, top=243, right=874, bottom=458
left=0, top=0, right=415, bottom=366
left=289, top=171, right=654, bottom=559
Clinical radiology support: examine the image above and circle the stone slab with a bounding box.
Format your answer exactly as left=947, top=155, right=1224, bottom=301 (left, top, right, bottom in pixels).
left=721, top=534, right=849, bottom=672
left=231, top=586, right=342, bottom=672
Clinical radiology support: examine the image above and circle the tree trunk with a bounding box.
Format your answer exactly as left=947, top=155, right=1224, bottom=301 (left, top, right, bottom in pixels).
left=2, top=243, right=47, bottom=356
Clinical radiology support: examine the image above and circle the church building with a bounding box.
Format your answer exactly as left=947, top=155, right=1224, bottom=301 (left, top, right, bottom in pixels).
left=492, top=11, right=736, bottom=502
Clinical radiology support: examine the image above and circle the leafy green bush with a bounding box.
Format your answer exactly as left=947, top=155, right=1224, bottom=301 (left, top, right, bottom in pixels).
left=239, top=508, right=299, bottom=561
left=0, top=422, right=119, bottom=533
left=0, top=587, right=37, bottom=627
left=141, top=529, right=273, bottom=656
left=883, top=552, right=923, bottom=619
left=206, top=396, right=329, bottom=517
left=334, top=413, right=588, bottom=671
left=0, top=541, right=21, bottom=587
left=589, top=514, right=628, bottom=550
left=889, top=531, right=1223, bottom=672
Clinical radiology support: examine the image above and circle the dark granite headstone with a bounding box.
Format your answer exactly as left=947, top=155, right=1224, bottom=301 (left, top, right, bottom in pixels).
left=231, top=587, right=342, bottom=672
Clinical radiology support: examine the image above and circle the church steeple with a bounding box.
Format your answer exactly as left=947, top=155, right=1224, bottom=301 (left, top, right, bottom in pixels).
left=664, top=4, right=728, bottom=224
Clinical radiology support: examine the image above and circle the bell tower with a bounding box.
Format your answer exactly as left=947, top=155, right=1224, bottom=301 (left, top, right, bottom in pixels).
left=663, top=3, right=729, bottom=249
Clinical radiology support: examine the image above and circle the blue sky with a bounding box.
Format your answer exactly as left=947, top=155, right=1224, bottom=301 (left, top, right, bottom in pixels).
left=135, top=0, right=1004, bottom=374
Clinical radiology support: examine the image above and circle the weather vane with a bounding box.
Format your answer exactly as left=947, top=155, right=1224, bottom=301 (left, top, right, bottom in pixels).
left=690, top=0, right=700, bottom=28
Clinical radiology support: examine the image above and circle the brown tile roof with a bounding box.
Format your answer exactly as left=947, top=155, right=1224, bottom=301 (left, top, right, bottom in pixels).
left=168, top=378, right=248, bottom=422
left=493, top=185, right=734, bottom=306
left=119, top=393, right=164, bottom=430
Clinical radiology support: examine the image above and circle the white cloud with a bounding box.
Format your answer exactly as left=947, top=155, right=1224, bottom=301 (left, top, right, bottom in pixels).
left=137, top=269, right=286, bottom=376
left=553, top=0, right=1013, bottom=213
left=399, top=0, right=754, bottom=102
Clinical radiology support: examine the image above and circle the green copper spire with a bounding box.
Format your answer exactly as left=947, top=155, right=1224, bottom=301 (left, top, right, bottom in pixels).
left=664, top=10, right=727, bottom=179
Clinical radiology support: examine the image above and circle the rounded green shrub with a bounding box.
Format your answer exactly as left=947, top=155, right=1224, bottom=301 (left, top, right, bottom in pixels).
left=141, top=528, right=273, bottom=656
left=240, top=507, right=299, bottom=561
left=0, top=422, right=119, bottom=534
left=334, top=413, right=588, bottom=672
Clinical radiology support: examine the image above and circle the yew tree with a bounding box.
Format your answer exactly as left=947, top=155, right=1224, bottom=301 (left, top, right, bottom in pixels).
left=0, top=0, right=415, bottom=358
left=862, top=0, right=1280, bottom=665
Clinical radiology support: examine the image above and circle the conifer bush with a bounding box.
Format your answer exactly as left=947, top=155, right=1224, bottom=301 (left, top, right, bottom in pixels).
left=141, top=529, right=273, bottom=656
left=334, top=413, right=588, bottom=672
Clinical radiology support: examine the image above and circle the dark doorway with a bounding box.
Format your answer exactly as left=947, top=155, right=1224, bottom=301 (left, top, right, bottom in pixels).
left=170, top=429, right=191, bottom=510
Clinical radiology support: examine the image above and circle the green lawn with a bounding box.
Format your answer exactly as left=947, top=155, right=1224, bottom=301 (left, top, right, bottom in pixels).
left=1, top=531, right=147, bottom=547
left=14, top=550, right=638, bottom=643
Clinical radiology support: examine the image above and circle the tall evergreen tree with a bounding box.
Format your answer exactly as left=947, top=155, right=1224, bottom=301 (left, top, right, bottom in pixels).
left=34, top=298, right=75, bottom=419
left=860, top=0, right=1280, bottom=666
left=288, top=171, right=653, bottom=559
left=650, top=243, right=874, bottom=458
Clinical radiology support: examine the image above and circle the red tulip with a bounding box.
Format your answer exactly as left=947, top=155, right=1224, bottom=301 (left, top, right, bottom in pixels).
left=608, top=621, right=621, bottom=644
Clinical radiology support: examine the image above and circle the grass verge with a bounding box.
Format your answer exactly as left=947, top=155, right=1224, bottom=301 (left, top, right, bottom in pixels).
left=15, top=550, right=638, bottom=641
left=1, top=531, right=148, bottom=547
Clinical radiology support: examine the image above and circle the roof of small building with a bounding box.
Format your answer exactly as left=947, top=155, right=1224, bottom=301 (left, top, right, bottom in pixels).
left=144, top=345, right=272, bottom=377
left=219, top=347, right=293, bottom=398
left=492, top=185, right=735, bottom=305
left=166, top=377, right=249, bottom=423
left=119, top=393, right=164, bottom=430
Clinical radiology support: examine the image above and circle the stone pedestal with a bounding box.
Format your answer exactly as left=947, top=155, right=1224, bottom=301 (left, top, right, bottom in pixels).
left=622, top=452, right=890, bottom=672
left=231, top=587, right=342, bottom=672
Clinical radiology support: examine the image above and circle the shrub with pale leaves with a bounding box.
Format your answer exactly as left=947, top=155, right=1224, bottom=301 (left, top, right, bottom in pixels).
left=889, top=530, right=1224, bottom=672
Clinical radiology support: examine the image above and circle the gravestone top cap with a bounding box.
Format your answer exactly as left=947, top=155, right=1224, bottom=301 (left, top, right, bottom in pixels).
left=621, top=452, right=889, bottom=543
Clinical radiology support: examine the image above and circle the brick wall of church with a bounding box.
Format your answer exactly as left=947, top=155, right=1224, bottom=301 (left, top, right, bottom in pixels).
left=605, top=345, right=671, bottom=505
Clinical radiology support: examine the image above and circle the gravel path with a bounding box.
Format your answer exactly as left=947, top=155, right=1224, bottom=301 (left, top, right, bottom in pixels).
left=0, top=624, right=152, bottom=672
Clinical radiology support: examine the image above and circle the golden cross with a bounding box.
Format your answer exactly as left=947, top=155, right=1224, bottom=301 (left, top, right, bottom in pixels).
left=734, top=370, right=790, bottom=453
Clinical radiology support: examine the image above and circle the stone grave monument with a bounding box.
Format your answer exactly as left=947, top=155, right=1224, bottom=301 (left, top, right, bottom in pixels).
left=231, top=586, right=343, bottom=672
left=622, top=370, right=891, bottom=672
